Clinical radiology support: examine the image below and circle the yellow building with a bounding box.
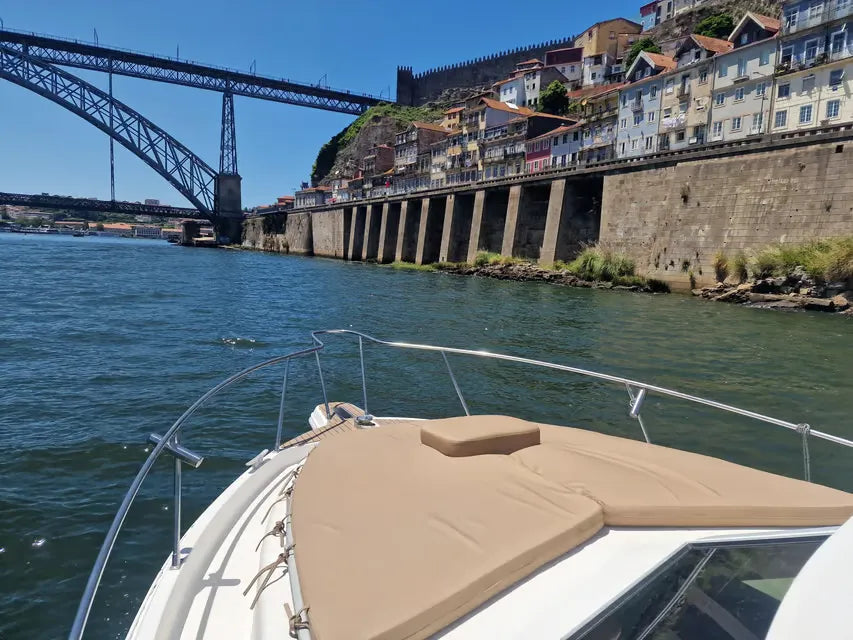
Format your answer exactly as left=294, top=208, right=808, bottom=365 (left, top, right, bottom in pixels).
left=574, top=17, right=643, bottom=58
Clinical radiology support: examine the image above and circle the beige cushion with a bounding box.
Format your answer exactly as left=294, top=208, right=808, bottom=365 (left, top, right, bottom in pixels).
left=420, top=414, right=540, bottom=457
left=292, top=422, right=603, bottom=640
left=512, top=425, right=853, bottom=527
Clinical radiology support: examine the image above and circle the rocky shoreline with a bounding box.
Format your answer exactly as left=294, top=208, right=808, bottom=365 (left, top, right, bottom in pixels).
left=692, top=269, right=852, bottom=315
left=431, top=261, right=669, bottom=293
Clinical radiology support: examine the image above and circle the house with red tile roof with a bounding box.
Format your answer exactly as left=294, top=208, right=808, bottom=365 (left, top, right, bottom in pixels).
left=658, top=35, right=733, bottom=152
left=616, top=51, right=677, bottom=158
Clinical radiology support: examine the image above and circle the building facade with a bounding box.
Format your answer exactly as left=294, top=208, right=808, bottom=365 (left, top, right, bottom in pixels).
left=616, top=52, right=675, bottom=157
left=294, top=186, right=330, bottom=208
left=773, top=0, right=853, bottom=133
left=577, top=84, right=624, bottom=162
left=549, top=124, right=584, bottom=167
left=659, top=35, right=732, bottom=151
left=574, top=18, right=643, bottom=59
left=710, top=13, right=779, bottom=141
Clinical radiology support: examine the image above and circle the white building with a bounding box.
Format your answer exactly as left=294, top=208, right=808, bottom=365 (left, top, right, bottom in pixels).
left=709, top=13, right=780, bottom=141
left=549, top=124, right=584, bottom=167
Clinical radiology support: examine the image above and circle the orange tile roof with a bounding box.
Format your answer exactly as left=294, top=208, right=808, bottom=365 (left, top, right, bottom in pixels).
left=443, top=107, right=464, bottom=114
left=412, top=121, right=449, bottom=133
left=101, top=223, right=133, bottom=230
left=529, top=122, right=584, bottom=141
left=567, top=82, right=625, bottom=100
left=644, top=52, right=677, bottom=71
left=493, top=75, right=522, bottom=86
left=480, top=97, right=536, bottom=117
left=689, top=34, right=734, bottom=55
left=517, top=58, right=543, bottom=65
left=750, top=12, right=781, bottom=32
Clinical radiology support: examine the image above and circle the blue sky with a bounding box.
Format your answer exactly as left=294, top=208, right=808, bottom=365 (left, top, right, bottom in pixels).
left=0, top=0, right=641, bottom=207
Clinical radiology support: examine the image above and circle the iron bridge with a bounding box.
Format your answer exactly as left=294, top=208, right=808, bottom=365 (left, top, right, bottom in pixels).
left=0, top=29, right=385, bottom=115
left=0, top=191, right=205, bottom=219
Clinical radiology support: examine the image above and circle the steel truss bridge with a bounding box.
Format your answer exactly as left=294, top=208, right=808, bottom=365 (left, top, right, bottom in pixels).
left=0, top=28, right=386, bottom=235
left=0, top=191, right=203, bottom=219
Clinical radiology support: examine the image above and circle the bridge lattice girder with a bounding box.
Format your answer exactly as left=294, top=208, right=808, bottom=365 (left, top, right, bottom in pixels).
left=0, top=191, right=204, bottom=218
left=0, top=45, right=217, bottom=216
left=0, top=30, right=383, bottom=115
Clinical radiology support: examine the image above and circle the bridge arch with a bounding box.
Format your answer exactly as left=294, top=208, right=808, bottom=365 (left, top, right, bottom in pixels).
left=0, top=45, right=217, bottom=217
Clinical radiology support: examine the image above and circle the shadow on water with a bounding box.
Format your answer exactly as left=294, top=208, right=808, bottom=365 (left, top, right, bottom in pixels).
left=0, top=233, right=851, bottom=639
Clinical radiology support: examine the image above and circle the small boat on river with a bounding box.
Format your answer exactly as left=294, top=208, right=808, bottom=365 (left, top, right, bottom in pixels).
left=69, top=330, right=853, bottom=640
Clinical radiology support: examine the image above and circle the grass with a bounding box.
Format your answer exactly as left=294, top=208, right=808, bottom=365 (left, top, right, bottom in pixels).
left=713, top=251, right=729, bottom=282
left=748, top=237, right=853, bottom=283
left=731, top=252, right=748, bottom=283
left=565, top=245, right=636, bottom=282
left=388, top=261, right=435, bottom=271
left=472, top=251, right=524, bottom=267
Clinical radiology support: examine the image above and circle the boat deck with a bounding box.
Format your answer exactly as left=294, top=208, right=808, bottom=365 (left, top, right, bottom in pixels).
left=281, top=403, right=415, bottom=449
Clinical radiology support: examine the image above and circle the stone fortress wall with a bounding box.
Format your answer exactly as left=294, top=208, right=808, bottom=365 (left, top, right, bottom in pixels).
left=396, top=36, right=577, bottom=106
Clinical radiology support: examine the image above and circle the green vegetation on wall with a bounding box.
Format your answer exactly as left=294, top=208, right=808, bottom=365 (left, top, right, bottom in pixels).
left=694, top=13, right=735, bottom=39
left=311, top=103, right=445, bottom=185
left=539, top=80, right=570, bottom=116
left=625, top=37, right=662, bottom=69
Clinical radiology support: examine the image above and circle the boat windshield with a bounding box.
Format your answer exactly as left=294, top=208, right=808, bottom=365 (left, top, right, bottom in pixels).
left=573, top=538, right=825, bottom=640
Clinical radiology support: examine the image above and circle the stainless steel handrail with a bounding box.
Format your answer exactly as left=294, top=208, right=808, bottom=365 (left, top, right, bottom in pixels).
left=68, top=345, right=322, bottom=640
left=310, top=329, right=853, bottom=449
left=71, top=329, right=853, bottom=639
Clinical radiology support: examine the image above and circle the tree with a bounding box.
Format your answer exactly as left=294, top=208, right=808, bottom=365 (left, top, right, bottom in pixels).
left=538, top=80, right=570, bottom=116
left=625, top=37, right=662, bottom=69
left=695, top=13, right=735, bottom=39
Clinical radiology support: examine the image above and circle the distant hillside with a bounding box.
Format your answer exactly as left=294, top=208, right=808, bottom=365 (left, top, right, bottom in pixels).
left=648, top=0, right=783, bottom=53
left=312, top=103, right=446, bottom=185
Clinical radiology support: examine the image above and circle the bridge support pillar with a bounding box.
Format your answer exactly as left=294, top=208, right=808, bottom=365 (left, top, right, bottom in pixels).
left=440, top=193, right=474, bottom=263
left=362, top=204, right=382, bottom=261
left=377, top=202, right=400, bottom=264
left=348, top=205, right=366, bottom=260
left=416, top=197, right=445, bottom=265
left=395, top=200, right=418, bottom=262
left=466, top=190, right=486, bottom=264
left=540, top=177, right=603, bottom=265
left=501, top=185, right=525, bottom=258
left=214, top=174, right=243, bottom=244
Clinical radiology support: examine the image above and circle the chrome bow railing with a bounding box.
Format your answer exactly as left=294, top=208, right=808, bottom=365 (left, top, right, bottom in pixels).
left=70, top=329, right=853, bottom=639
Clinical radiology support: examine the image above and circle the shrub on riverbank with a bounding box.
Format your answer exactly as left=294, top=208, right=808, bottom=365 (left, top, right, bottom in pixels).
left=748, top=237, right=853, bottom=283
left=563, top=246, right=636, bottom=282
left=389, top=261, right=435, bottom=271
left=472, top=251, right=523, bottom=267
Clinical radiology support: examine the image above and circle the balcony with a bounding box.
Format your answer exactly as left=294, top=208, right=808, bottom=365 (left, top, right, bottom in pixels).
left=676, top=85, right=691, bottom=100
left=783, top=0, right=853, bottom=34
left=630, top=98, right=644, bottom=111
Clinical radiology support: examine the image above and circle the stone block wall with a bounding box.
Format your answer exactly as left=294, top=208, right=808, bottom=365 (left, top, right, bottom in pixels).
left=312, top=209, right=346, bottom=258
left=241, top=212, right=313, bottom=255
left=396, top=35, right=576, bottom=105
left=600, top=141, right=853, bottom=289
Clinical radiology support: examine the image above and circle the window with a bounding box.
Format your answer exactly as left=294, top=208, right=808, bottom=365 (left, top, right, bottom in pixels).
left=645, top=136, right=653, bottom=150
left=760, top=48, right=770, bottom=66
left=740, top=33, right=749, bottom=45
left=731, top=116, right=742, bottom=131
left=804, top=39, right=819, bottom=62
left=553, top=136, right=559, bottom=146
left=609, top=30, right=615, bottom=39
left=650, top=85, right=658, bottom=98
left=699, top=69, right=708, bottom=84
left=663, top=107, right=672, bottom=117
left=621, top=118, right=627, bottom=129
left=620, top=142, right=626, bottom=155
left=631, top=139, right=638, bottom=150
left=781, top=46, right=794, bottom=66
left=712, top=121, right=723, bottom=137
left=573, top=131, right=579, bottom=141
left=718, top=64, right=728, bottom=78
left=809, top=1, right=823, bottom=19
left=648, top=111, right=656, bottom=122
left=831, top=31, right=845, bottom=54
left=676, top=131, right=685, bottom=142
left=799, top=104, right=813, bottom=124
left=827, top=70, right=844, bottom=92
left=756, top=81, right=767, bottom=97
left=774, top=109, right=788, bottom=128
left=533, top=160, right=539, bottom=170
left=665, top=79, right=674, bottom=94
left=752, top=112, right=764, bottom=133
left=622, top=94, right=627, bottom=107
left=634, top=112, right=643, bottom=125
left=715, top=93, right=725, bottom=106
left=737, top=58, right=747, bottom=76
left=826, top=99, right=840, bottom=118
left=785, top=7, right=799, bottom=29
left=735, top=87, right=745, bottom=101
left=778, top=83, right=790, bottom=98
left=581, top=539, right=824, bottom=640
left=802, top=75, right=815, bottom=93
